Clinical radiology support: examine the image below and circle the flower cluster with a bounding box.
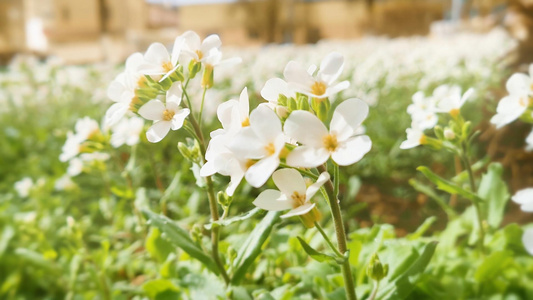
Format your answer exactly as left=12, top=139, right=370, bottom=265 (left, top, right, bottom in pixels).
left=400, top=84, right=474, bottom=149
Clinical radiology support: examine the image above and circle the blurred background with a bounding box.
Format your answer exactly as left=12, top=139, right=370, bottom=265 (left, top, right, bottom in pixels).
left=1, top=0, right=532, bottom=64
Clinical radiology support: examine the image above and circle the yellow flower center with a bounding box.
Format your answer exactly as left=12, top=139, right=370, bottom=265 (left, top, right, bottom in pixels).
left=519, top=97, right=529, bottom=107
left=137, top=76, right=148, bottom=88
left=195, top=50, right=204, bottom=61
left=162, top=61, right=174, bottom=73
left=323, top=134, right=338, bottom=152
left=311, top=81, right=326, bottom=96
left=264, top=142, right=276, bottom=156
left=419, top=134, right=427, bottom=145
left=162, top=109, right=175, bottom=121
left=245, top=159, right=256, bottom=169
left=241, top=117, right=250, bottom=127
left=449, top=108, right=460, bottom=118
left=290, top=191, right=306, bottom=208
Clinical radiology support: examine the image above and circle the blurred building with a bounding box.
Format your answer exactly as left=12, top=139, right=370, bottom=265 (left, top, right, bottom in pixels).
left=0, top=0, right=521, bottom=64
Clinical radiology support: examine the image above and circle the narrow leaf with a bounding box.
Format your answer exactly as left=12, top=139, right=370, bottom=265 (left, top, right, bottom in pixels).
left=417, top=167, right=483, bottom=203
left=204, top=207, right=262, bottom=230
left=477, top=163, right=510, bottom=229
left=142, top=209, right=219, bottom=275
left=231, top=211, right=281, bottom=284
left=296, top=237, right=343, bottom=264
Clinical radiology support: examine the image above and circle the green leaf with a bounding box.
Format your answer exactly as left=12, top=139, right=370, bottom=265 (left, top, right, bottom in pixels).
left=406, top=216, right=437, bottom=240
left=409, top=179, right=457, bottom=219
left=296, top=237, right=344, bottom=264
left=417, top=166, right=483, bottom=203
left=474, top=250, right=513, bottom=282
left=377, top=241, right=438, bottom=300
left=231, top=211, right=281, bottom=284
left=204, top=207, right=262, bottom=230
left=146, top=227, right=174, bottom=262
left=143, top=279, right=180, bottom=299
left=0, top=226, right=15, bottom=258
left=477, top=163, right=510, bottom=229
left=14, top=248, right=61, bottom=273
left=142, top=209, right=219, bottom=275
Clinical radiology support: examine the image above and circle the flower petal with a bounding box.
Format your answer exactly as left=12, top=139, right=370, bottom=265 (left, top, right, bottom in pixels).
left=146, top=121, right=171, bottom=143
left=281, top=202, right=315, bottom=218
left=245, top=155, right=280, bottom=187
left=105, top=102, right=128, bottom=127
left=171, top=108, right=190, bottom=130
left=239, top=87, right=250, bottom=121
left=283, top=61, right=314, bottom=88
left=272, top=168, right=307, bottom=197
left=286, top=146, right=330, bottom=168
left=249, top=105, right=282, bottom=142
left=330, top=98, right=369, bottom=141
left=506, top=73, right=530, bottom=95
left=139, top=100, right=165, bottom=121
left=284, top=110, right=328, bottom=148
left=201, top=34, right=222, bottom=54
left=512, top=188, right=533, bottom=206
left=318, top=52, right=344, bottom=84
left=144, top=42, right=170, bottom=65
left=166, top=82, right=183, bottom=105
left=306, top=172, right=330, bottom=200
left=331, top=135, right=372, bottom=166
left=253, top=189, right=292, bottom=211
left=261, top=78, right=290, bottom=102
left=522, top=228, right=533, bottom=256
left=182, top=31, right=201, bottom=51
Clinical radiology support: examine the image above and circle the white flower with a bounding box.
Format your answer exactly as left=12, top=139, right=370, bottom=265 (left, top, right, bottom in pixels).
left=138, top=82, right=190, bottom=143
left=526, top=128, right=533, bottom=152
left=400, top=126, right=426, bottom=149
left=105, top=52, right=145, bottom=126
left=180, top=31, right=222, bottom=65
left=522, top=228, right=533, bottom=256
left=110, top=116, right=145, bottom=148
left=74, top=117, right=100, bottom=141
left=253, top=169, right=329, bottom=218
left=67, top=158, right=83, bottom=176
left=229, top=105, right=286, bottom=187
left=512, top=188, right=533, bottom=212
left=14, top=177, right=33, bottom=198
left=54, top=175, right=76, bottom=191
left=284, top=98, right=371, bottom=168
left=433, top=84, right=474, bottom=116
left=138, top=37, right=184, bottom=81
left=200, top=88, right=251, bottom=195
left=60, top=132, right=83, bottom=162
left=407, top=91, right=438, bottom=130
left=59, top=117, right=101, bottom=162
left=261, top=78, right=296, bottom=104
left=491, top=70, right=532, bottom=128
left=283, top=52, right=349, bottom=99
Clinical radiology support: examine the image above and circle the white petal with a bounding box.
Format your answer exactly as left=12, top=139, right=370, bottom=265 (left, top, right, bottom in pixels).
left=245, top=156, right=280, bottom=187
left=281, top=202, right=316, bottom=218
left=324, top=81, right=350, bottom=98
left=512, top=188, right=533, bottom=206
left=125, top=52, right=144, bottom=72
left=284, top=110, right=328, bottom=148
left=272, top=169, right=307, bottom=197
left=182, top=31, right=201, bottom=51
left=229, top=127, right=264, bottom=159
left=107, top=76, right=127, bottom=102
left=239, top=87, right=250, bottom=121
left=171, top=36, right=185, bottom=66
left=171, top=109, right=190, bottom=130
left=146, top=121, right=171, bottom=143
left=506, top=73, right=530, bottom=95
left=201, top=34, right=222, bottom=53
left=318, top=52, right=344, bottom=84
left=522, top=228, right=533, bottom=256
left=306, top=172, right=330, bottom=200
left=286, top=146, right=330, bottom=168
left=105, top=102, right=128, bottom=127
left=330, top=98, right=369, bottom=141
left=331, top=135, right=372, bottom=166
left=217, top=99, right=239, bottom=130
left=283, top=61, right=314, bottom=87
left=261, top=78, right=289, bottom=102
left=249, top=105, right=282, bottom=142
left=144, top=42, right=170, bottom=65
left=139, top=100, right=165, bottom=121
left=253, top=190, right=292, bottom=211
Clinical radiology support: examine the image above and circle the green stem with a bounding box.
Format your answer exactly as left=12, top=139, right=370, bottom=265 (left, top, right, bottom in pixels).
left=318, top=164, right=357, bottom=300
left=198, top=87, right=208, bottom=128
left=460, top=143, right=485, bottom=254
left=181, top=79, right=193, bottom=113
left=314, top=221, right=343, bottom=258
left=185, top=91, right=230, bottom=285
left=369, top=280, right=380, bottom=300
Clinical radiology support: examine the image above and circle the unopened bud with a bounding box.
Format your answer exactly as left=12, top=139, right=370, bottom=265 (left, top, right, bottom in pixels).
left=190, top=224, right=203, bottom=244
left=201, top=64, right=214, bottom=89
left=188, top=60, right=201, bottom=79
left=217, top=191, right=232, bottom=208
left=367, top=253, right=389, bottom=282
left=275, top=105, right=289, bottom=119
left=177, top=138, right=201, bottom=163
left=444, top=128, right=455, bottom=140
left=287, top=97, right=297, bottom=112
left=462, top=121, right=472, bottom=138
left=433, top=125, right=444, bottom=140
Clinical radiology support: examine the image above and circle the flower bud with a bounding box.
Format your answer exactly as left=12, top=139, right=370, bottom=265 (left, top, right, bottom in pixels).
left=288, top=97, right=298, bottom=112
left=217, top=191, right=232, bottom=208
left=188, top=60, right=201, bottom=79
left=190, top=224, right=203, bottom=244
left=277, top=94, right=288, bottom=106
left=201, top=64, right=214, bottom=89
left=462, top=121, right=472, bottom=138
left=367, top=253, right=389, bottom=282
left=275, top=105, right=289, bottom=119
left=444, top=128, right=455, bottom=140
left=177, top=138, right=201, bottom=163
left=299, top=206, right=321, bottom=228
left=433, top=125, right=444, bottom=140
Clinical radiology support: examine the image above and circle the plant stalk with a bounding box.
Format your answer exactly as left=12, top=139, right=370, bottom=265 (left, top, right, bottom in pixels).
left=318, top=164, right=357, bottom=300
